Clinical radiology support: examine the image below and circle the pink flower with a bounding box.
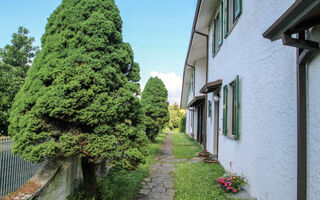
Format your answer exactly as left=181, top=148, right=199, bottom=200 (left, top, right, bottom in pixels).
left=217, top=177, right=221, bottom=181
left=216, top=185, right=220, bottom=188
left=233, top=189, right=237, bottom=193
left=227, top=187, right=232, bottom=190
left=224, top=183, right=228, bottom=187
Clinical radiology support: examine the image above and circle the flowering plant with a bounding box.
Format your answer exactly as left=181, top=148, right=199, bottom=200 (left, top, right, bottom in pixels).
left=216, top=175, right=247, bottom=193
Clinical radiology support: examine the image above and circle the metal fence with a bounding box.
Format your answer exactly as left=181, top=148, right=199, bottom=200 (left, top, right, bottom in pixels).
left=0, top=137, right=41, bottom=197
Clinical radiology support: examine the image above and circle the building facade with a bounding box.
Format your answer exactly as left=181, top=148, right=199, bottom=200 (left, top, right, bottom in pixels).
left=181, top=0, right=320, bottom=199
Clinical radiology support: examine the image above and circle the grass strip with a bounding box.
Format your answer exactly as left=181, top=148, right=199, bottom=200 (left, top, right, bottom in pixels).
left=172, top=132, right=230, bottom=200
left=174, top=162, right=230, bottom=200
left=172, top=132, right=201, bottom=159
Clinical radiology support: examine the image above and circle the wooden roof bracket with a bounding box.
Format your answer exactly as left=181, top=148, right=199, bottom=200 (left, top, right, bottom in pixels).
left=186, top=64, right=195, bottom=69
left=282, top=32, right=320, bottom=52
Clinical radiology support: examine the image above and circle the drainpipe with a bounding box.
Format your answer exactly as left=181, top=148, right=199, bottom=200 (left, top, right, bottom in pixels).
left=296, top=31, right=316, bottom=200
left=296, top=32, right=307, bottom=200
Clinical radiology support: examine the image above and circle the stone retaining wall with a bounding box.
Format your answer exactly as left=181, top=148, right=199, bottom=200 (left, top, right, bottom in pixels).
left=2, top=156, right=82, bottom=200
left=2, top=156, right=110, bottom=200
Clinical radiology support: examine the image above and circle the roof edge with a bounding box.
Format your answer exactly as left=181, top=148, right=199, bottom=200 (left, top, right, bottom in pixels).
left=180, top=0, right=203, bottom=107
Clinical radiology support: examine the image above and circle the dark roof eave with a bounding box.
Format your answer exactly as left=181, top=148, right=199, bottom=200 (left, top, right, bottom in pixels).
left=263, top=0, right=320, bottom=41
left=180, top=0, right=202, bottom=107
left=187, top=95, right=206, bottom=108
left=200, top=79, right=222, bottom=94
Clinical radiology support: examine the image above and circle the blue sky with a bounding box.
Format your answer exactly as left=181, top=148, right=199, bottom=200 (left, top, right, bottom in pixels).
left=0, top=0, right=196, bottom=104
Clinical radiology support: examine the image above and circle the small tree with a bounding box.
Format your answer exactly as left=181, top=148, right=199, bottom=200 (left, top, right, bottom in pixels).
left=0, top=27, right=39, bottom=136
left=141, top=77, right=169, bottom=141
left=9, top=0, right=147, bottom=199
left=168, top=103, right=184, bottom=130
left=179, top=115, right=186, bottom=133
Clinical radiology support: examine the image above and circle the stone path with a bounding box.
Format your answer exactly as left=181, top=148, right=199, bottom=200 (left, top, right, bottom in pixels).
left=138, top=132, right=255, bottom=200
left=138, top=132, right=176, bottom=200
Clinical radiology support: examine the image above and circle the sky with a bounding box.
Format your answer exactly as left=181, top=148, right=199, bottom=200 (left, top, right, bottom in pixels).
left=0, top=0, right=197, bottom=105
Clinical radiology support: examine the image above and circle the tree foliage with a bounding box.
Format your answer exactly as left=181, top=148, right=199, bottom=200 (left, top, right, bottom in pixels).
left=141, top=77, right=169, bottom=141
left=168, top=103, right=185, bottom=130
left=9, top=0, right=147, bottom=198
left=179, top=115, right=186, bottom=133
left=0, top=27, right=39, bottom=136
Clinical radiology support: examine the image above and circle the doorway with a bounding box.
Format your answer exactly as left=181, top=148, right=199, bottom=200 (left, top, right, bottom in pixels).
left=197, top=103, right=205, bottom=145
left=213, top=92, right=220, bottom=158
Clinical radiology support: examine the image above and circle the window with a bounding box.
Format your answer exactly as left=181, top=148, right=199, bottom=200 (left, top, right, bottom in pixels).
left=212, top=2, right=224, bottom=56
left=208, top=100, right=212, bottom=117
left=222, top=75, right=240, bottom=140
left=190, top=69, right=195, bottom=97
left=224, top=0, right=242, bottom=37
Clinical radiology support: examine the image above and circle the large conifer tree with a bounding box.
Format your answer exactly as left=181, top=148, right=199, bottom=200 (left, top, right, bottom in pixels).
left=141, top=77, right=169, bottom=141
left=9, top=0, right=147, bottom=198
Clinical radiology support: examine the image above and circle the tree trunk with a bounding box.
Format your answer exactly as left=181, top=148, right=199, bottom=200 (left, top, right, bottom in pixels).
left=81, top=158, right=98, bottom=200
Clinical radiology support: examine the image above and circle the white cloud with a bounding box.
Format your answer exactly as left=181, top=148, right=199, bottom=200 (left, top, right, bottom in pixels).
left=150, top=71, right=182, bottom=105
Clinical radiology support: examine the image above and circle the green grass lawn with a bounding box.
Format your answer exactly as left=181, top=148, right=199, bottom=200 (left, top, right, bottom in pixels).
left=68, top=131, right=167, bottom=200
left=174, top=162, right=230, bottom=200
left=172, top=132, right=230, bottom=200
left=172, top=132, right=202, bottom=159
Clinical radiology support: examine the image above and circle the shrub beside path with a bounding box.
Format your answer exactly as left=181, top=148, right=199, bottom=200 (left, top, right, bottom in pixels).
left=138, top=132, right=176, bottom=200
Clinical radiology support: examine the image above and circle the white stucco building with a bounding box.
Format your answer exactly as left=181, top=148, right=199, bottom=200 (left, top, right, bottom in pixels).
left=181, top=0, right=320, bottom=200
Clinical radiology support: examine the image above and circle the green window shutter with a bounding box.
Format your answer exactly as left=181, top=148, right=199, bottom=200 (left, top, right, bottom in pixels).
left=218, top=2, right=223, bottom=47
left=234, top=75, right=240, bottom=140
left=212, top=24, right=215, bottom=57
left=224, top=0, right=229, bottom=38
left=234, top=0, right=242, bottom=20
left=223, top=85, right=228, bottom=136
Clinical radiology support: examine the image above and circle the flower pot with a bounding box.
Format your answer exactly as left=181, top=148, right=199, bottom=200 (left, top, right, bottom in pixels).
left=202, top=158, right=219, bottom=163
left=203, top=160, right=219, bottom=163
left=199, top=152, right=210, bottom=157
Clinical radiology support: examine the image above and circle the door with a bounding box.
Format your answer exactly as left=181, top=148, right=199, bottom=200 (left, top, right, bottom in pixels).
left=197, top=103, right=205, bottom=145
left=213, top=93, right=220, bottom=158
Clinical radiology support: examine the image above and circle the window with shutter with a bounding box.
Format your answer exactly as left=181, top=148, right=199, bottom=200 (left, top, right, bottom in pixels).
left=212, top=0, right=242, bottom=53
left=224, top=0, right=242, bottom=37
left=223, top=75, right=240, bottom=140
left=212, top=2, right=224, bottom=56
